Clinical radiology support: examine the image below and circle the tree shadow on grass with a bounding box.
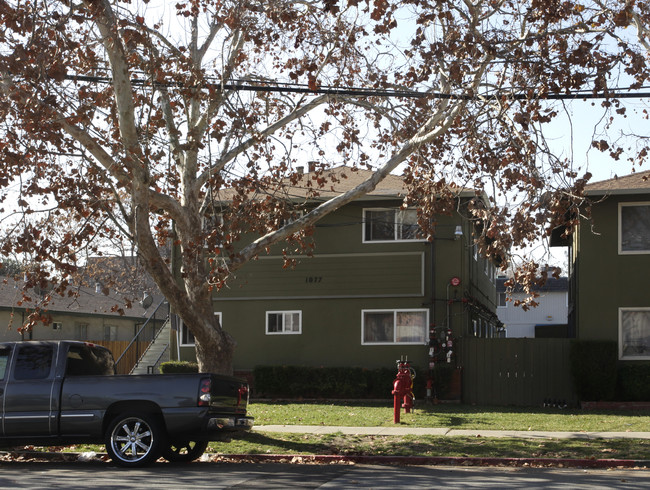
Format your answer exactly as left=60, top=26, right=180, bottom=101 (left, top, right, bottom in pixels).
left=221, top=431, right=338, bottom=455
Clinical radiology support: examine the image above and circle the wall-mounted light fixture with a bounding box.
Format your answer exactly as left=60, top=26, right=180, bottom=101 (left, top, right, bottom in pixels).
left=454, top=225, right=463, bottom=240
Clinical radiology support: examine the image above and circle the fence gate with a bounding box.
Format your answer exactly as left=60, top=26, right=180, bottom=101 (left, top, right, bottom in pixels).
left=459, top=338, right=577, bottom=407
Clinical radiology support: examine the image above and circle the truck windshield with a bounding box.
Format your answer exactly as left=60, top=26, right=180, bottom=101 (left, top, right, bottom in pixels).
left=66, top=344, right=115, bottom=376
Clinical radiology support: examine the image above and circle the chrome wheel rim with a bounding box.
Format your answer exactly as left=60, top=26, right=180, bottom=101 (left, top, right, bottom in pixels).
left=110, top=417, right=154, bottom=462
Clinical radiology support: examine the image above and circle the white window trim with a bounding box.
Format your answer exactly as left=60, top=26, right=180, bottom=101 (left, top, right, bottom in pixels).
left=179, top=312, right=222, bottom=347
left=619, top=307, right=650, bottom=360
left=282, top=210, right=305, bottom=227
left=202, top=212, right=224, bottom=249
left=618, top=202, right=650, bottom=255
left=361, top=308, right=429, bottom=345
left=497, top=292, right=507, bottom=308
left=52, top=322, right=62, bottom=330
left=266, top=310, right=302, bottom=335
left=362, top=208, right=425, bottom=243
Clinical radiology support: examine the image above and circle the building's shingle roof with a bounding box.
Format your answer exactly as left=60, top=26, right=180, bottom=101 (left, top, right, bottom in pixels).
left=217, top=166, right=475, bottom=201
left=585, top=170, right=650, bottom=196
left=0, top=276, right=152, bottom=319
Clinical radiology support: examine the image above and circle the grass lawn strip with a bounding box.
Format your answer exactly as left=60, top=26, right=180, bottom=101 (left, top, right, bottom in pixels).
left=15, top=403, right=650, bottom=464
left=249, top=401, right=650, bottom=432
left=208, top=432, right=650, bottom=461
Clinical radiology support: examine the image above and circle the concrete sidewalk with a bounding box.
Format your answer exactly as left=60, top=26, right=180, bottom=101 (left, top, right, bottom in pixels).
left=255, top=424, right=650, bottom=440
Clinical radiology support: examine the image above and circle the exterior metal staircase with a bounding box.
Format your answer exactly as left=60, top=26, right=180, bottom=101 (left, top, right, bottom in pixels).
left=114, top=298, right=170, bottom=375
left=130, top=319, right=171, bottom=374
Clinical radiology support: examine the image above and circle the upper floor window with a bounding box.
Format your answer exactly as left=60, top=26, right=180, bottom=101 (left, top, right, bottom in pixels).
left=619, top=202, right=650, bottom=254
left=363, top=208, right=421, bottom=242
left=202, top=212, right=224, bottom=249
left=619, top=308, right=650, bottom=360
left=266, top=311, right=302, bottom=335
left=497, top=292, right=507, bottom=308
left=362, top=309, right=428, bottom=345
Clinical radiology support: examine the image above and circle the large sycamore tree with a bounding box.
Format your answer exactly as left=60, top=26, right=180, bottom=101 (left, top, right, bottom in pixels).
left=0, top=1, right=648, bottom=373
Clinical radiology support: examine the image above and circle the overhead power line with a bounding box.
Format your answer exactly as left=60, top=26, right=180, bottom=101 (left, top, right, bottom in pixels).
left=65, top=74, right=650, bottom=101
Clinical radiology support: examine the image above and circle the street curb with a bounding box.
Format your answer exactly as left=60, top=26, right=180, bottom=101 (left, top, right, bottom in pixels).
left=215, top=453, right=650, bottom=469
left=3, top=450, right=648, bottom=470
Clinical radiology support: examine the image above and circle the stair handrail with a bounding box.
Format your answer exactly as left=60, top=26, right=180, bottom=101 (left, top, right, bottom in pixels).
left=146, top=343, right=170, bottom=374
left=130, top=318, right=171, bottom=374
left=115, top=298, right=169, bottom=370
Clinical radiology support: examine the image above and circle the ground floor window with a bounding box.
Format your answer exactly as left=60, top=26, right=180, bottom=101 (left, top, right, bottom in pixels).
left=619, top=308, right=650, bottom=360
left=75, top=323, right=88, bottom=340
left=362, top=309, right=428, bottom=345
left=104, top=324, right=118, bottom=341
left=266, top=311, right=302, bottom=335
left=180, top=312, right=222, bottom=346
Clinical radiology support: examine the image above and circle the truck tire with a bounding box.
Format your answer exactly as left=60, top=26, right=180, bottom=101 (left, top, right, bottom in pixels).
left=161, top=440, right=209, bottom=463
left=105, top=413, right=164, bottom=467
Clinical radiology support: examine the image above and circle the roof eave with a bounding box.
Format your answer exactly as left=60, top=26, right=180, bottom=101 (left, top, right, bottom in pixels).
left=585, top=188, right=650, bottom=197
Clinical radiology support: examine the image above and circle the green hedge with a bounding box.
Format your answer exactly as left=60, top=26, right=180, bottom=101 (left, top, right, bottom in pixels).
left=570, top=341, right=618, bottom=401
left=569, top=341, right=650, bottom=402
left=617, top=364, right=650, bottom=401
left=251, top=365, right=455, bottom=399
left=159, top=361, right=199, bottom=373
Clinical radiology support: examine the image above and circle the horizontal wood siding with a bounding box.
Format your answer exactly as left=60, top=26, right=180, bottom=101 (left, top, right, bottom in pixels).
left=459, top=338, right=577, bottom=406
left=218, top=252, right=424, bottom=299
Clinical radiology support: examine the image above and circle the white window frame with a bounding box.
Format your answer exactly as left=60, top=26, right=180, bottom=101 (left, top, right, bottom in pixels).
left=52, top=322, right=62, bottom=331
left=497, top=292, right=507, bottom=308
left=362, top=208, right=424, bottom=243
left=180, top=312, right=222, bottom=346
left=361, top=309, right=428, bottom=345
left=266, top=311, right=302, bottom=335
left=281, top=210, right=305, bottom=227
left=619, top=202, right=650, bottom=255
left=202, top=212, right=224, bottom=249
left=619, top=307, right=650, bottom=360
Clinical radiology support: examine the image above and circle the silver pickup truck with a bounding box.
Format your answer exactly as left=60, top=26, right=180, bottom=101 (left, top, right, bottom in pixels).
left=0, top=340, right=253, bottom=467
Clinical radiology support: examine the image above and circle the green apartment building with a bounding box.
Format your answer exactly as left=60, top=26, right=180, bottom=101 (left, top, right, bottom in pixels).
left=573, top=170, right=650, bottom=361
left=177, top=167, right=500, bottom=373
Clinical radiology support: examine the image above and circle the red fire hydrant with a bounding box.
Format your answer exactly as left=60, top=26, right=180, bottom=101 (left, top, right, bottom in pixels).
left=392, top=358, right=415, bottom=423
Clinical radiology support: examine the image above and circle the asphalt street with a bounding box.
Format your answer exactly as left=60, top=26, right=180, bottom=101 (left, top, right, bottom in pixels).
left=0, top=461, right=649, bottom=489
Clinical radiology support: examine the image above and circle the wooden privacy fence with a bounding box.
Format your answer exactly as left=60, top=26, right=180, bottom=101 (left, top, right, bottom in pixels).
left=459, top=338, right=577, bottom=407
left=93, top=340, right=151, bottom=375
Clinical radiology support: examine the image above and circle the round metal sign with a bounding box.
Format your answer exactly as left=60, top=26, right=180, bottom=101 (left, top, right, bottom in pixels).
left=450, top=276, right=461, bottom=287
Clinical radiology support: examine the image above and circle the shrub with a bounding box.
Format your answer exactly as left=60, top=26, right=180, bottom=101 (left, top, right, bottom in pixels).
left=159, top=361, right=199, bottom=373
left=617, top=364, right=650, bottom=401
left=569, top=340, right=618, bottom=401
left=252, top=365, right=439, bottom=399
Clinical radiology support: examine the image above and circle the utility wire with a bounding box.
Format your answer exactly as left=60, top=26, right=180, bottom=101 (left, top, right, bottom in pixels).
left=64, top=74, right=650, bottom=101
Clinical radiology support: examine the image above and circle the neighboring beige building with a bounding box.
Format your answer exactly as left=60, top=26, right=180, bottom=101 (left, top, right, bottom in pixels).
left=0, top=276, right=158, bottom=343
